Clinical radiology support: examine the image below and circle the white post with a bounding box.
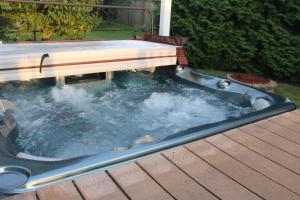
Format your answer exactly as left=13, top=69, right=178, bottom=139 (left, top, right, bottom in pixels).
left=106, top=71, right=114, bottom=80
left=56, top=76, right=65, bottom=88
left=159, top=0, right=172, bottom=36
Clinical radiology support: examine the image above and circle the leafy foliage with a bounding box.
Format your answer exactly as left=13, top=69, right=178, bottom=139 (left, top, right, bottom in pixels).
left=171, top=0, right=300, bottom=82
left=0, top=16, right=10, bottom=41
left=0, top=3, right=13, bottom=41
left=0, top=0, right=101, bottom=40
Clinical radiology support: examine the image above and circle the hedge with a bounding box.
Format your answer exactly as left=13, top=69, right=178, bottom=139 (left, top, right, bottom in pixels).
left=171, top=0, right=300, bottom=82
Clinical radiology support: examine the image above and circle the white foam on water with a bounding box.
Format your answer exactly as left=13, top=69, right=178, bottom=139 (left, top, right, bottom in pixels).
left=139, top=91, right=229, bottom=134
left=51, top=85, right=95, bottom=109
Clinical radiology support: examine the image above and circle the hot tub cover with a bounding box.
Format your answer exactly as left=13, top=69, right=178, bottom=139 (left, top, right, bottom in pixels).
left=0, top=40, right=177, bottom=82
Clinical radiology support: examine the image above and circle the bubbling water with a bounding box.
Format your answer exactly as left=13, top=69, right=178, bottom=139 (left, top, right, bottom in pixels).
left=0, top=72, right=251, bottom=159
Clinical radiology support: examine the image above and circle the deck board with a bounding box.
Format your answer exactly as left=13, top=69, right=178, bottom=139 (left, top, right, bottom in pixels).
left=186, top=140, right=300, bottom=200
left=226, top=129, right=300, bottom=174
left=5, top=193, right=37, bottom=200
left=36, top=181, right=83, bottom=200
left=74, top=172, right=128, bottom=200
left=162, top=147, right=262, bottom=200
left=206, top=134, right=300, bottom=195
left=293, top=109, right=300, bottom=116
left=5, top=109, right=300, bottom=200
left=137, top=153, right=218, bottom=200
left=108, top=163, right=174, bottom=200
left=240, top=124, right=300, bottom=158
left=255, top=119, right=300, bottom=144
left=268, top=116, right=300, bottom=133
left=281, top=111, right=300, bottom=122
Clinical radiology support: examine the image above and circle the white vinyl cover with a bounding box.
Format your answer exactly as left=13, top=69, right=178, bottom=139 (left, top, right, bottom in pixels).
left=0, top=40, right=177, bottom=82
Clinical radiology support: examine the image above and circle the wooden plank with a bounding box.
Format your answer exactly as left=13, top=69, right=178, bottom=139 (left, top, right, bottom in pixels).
left=36, top=181, right=83, bottom=200
left=255, top=119, right=300, bottom=144
left=74, top=172, right=128, bottom=200
left=186, top=140, right=300, bottom=200
left=163, top=147, right=261, bottom=200
left=207, top=134, right=300, bottom=195
left=137, top=153, right=217, bottom=200
left=5, top=193, right=37, bottom=200
left=293, top=109, right=300, bottom=116
left=268, top=116, right=300, bottom=133
left=240, top=124, right=300, bottom=158
left=108, top=163, right=173, bottom=200
left=281, top=112, right=300, bottom=123
left=226, top=129, right=300, bottom=174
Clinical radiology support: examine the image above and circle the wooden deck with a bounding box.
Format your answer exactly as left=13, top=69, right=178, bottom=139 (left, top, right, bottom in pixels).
left=6, top=109, right=300, bottom=200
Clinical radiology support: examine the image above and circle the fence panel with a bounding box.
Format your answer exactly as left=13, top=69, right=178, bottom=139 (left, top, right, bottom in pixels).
left=116, top=0, right=151, bottom=26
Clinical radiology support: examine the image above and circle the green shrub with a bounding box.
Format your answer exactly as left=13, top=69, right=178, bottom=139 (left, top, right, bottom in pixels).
left=0, top=16, right=10, bottom=41
left=171, top=0, right=300, bottom=82
left=0, top=0, right=101, bottom=41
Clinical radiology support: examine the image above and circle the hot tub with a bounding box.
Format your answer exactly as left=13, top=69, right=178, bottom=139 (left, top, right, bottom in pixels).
left=0, top=67, right=295, bottom=194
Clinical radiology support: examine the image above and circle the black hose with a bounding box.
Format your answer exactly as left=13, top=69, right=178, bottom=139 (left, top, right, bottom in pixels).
left=40, top=53, right=49, bottom=73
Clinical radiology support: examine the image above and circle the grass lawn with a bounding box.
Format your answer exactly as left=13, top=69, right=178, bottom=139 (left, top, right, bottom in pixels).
left=8, top=23, right=145, bottom=41
left=198, top=69, right=300, bottom=108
